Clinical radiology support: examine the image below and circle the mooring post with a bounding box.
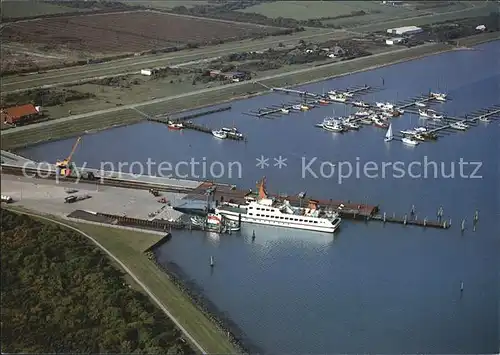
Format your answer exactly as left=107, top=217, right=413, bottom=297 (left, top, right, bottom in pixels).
left=410, top=205, right=415, bottom=216
left=403, top=214, right=407, bottom=225
left=437, top=206, right=444, bottom=222
left=393, top=212, right=396, bottom=219
left=443, top=220, right=447, bottom=228
left=473, top=210, right=479, bottom=224
left=461, top=219, right=466, bottom=232
left=383, top=212, right=386, bottom=223
left=210, top=256, right=214, bottom=267
left=423, top=217, right=427, bottom=227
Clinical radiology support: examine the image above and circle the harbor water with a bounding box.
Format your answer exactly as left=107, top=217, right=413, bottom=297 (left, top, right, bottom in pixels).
left=19, top=41, right=499, bottom=353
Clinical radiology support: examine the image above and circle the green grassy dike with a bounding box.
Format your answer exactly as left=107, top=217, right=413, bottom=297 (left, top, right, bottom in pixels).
left=1, top=31, right=498, bottom=150
left=2, top=207, right=239, bottom=354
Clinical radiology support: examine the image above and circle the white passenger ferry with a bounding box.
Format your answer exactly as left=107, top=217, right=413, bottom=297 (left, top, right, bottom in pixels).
left=215, top=179, right=341, bottom=233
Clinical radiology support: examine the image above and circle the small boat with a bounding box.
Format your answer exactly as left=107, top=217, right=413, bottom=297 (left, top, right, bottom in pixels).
left=479, top=116, right=491, bottom=123
left=413, top=134, right=426, bottom=141
left=300, top=104, right=310, bottom=111
left=167, top=121, right=184, bottom=130
left=327, top=90, right=337, bottom=96
left=323, top=120, right=344, bottom=132
left=450, top=122, right=468, bottom=131
left=414, top=126, right=429, bottom=133
left=222, top=127, right=244, bottom=138
left=400, top=129, right=417, bottom=135
left=360, top=118, right=373, bottom=125
left=292, top=104, right=302, bottom=111
left=376, top=102, right=394, bottom=111
left=281, top=108, right=290, bottom=114
left=329, top=93, right=347, bottom=102
left=384, top=123, right=393, bottom=142
left=343, top=91, right=354, bottom=97
left=372, top=117, right=388, bottom=128
left=430, top=92, right=447, bottom=101
left=402, top=137, right=419, bottom=146
left=343, top=121, right=360, bottom=130
left=352, top=100, right=369, bottom=108
left=355, top=110, right=371, bottom=117
left=415, top=101, right=426, bottom=107
left=318, top=98, right=329, bottom=105
left=419, top=109, right=443, bottom=119
left=212, top=130, right=227, bottom=139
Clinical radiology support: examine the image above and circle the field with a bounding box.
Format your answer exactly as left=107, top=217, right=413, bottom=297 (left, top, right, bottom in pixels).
left=0, top=10, right=284, bottom=73
left=121, top=0, right=209, bottom=9
left=239, top=0, right=479, bottom=27
left=2, top=11, right=281, bottom=54
left=0, top=0, right=89, bottom=19
left=238, top=1, right=415, bottom=21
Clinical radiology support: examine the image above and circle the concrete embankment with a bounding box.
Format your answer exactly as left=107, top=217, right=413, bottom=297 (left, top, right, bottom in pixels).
left=146, top=245, right=264, bottom=354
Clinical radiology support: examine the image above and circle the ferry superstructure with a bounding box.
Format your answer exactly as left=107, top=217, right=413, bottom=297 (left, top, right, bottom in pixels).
left=215, top=179, right=341, bottom=233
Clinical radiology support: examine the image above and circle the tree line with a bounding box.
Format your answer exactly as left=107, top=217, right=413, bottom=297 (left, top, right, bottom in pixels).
left=1, top=209, right=193, bottom=354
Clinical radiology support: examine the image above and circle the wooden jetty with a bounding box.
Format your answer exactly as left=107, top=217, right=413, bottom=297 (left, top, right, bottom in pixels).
left=423, top=106, right=500, bottom=135
left=151, top=106, right=231, bottom=123
left=248, top=85, right=375, bottom=118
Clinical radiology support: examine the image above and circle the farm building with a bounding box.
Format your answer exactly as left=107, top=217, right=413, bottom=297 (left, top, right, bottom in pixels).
left=1, top=104, right=40, bottom=125
left=386, top=37, right=404, bottom=45
left=387, top=26, right=423, bottom=36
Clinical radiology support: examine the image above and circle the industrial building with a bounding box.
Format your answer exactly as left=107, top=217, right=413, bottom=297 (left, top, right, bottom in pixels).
left=387, top=26, right=423, bottom=36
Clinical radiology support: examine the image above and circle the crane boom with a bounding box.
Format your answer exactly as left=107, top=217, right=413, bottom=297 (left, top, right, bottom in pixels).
left=66, top=136, right=81, bottom=162
left=56, top=136, right=81, bottom=167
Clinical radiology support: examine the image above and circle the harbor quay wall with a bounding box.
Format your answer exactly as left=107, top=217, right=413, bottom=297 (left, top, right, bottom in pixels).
left=146, top=245, right=263, bottom=354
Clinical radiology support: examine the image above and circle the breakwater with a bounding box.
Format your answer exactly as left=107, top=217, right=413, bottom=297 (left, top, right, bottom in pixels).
left=145, top=246, right=263, bottom=354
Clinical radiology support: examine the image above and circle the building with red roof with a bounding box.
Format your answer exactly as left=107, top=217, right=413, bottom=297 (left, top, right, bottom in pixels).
left=1, top=104, right=40, bottom=125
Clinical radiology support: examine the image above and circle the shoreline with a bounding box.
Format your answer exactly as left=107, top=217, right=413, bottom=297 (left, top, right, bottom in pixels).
left=147, top=246, right=264, bottom=354
left=3, top=32, right=498, bottom=150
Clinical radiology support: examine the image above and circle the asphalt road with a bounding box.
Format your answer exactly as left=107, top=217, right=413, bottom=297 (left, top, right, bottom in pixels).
left=2, top=43, right=443, bottom=137
left=8, top=209, right=208, bottom=355
left=2, top=28, right=352, bottom=92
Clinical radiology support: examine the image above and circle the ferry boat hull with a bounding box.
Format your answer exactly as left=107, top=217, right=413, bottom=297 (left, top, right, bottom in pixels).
left=216, top=209, right=341, bottom=233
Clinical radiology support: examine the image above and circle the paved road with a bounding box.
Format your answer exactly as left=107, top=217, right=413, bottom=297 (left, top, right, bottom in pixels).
left=2, top=28, right=350, bottom=92
left=10, top=209, right=208, bottom=355
left=1, top=43, right=442, bottom=137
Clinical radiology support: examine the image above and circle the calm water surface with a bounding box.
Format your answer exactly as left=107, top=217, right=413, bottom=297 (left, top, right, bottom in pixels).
left=21, top=41, right=499, bottom=353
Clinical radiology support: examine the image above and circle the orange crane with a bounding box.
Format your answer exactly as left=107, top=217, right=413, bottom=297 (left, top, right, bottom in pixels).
left=56, top=136, right=81, bottom=176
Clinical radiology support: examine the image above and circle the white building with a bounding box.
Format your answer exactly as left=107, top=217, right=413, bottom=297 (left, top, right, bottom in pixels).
left=386, top=37, right=403, bottom=45
left=387, top=26, right=423, bottom=36
left=140, top=69, right=153, bottom=76
left=476, top=24, right=486, bottom=31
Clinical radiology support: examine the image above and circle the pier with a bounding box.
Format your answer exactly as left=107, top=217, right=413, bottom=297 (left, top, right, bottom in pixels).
left=146, top=106, right=245, bottom=141
left=247, top=85, right=377, bottom=118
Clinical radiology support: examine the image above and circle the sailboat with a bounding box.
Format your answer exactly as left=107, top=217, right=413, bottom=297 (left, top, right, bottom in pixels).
left=384, top=123, right=393, bottom=142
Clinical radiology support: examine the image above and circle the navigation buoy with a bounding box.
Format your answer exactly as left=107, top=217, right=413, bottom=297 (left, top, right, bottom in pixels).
left=460, top=281, right=464, bottom=292
left=252, top=230, right=256, bottom=241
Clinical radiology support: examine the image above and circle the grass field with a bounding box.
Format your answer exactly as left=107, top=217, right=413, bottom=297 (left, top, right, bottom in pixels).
left=121, top=0, right=209, bottom=9
left=69, top=222, right=239, bottom=354
left=239, top=0, right=481, bottom=28
left=238, top=1, right=413, bottom=21
left=352, top=2, right=498, bottom=33
left=0, top=0, right=89, bottom=19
